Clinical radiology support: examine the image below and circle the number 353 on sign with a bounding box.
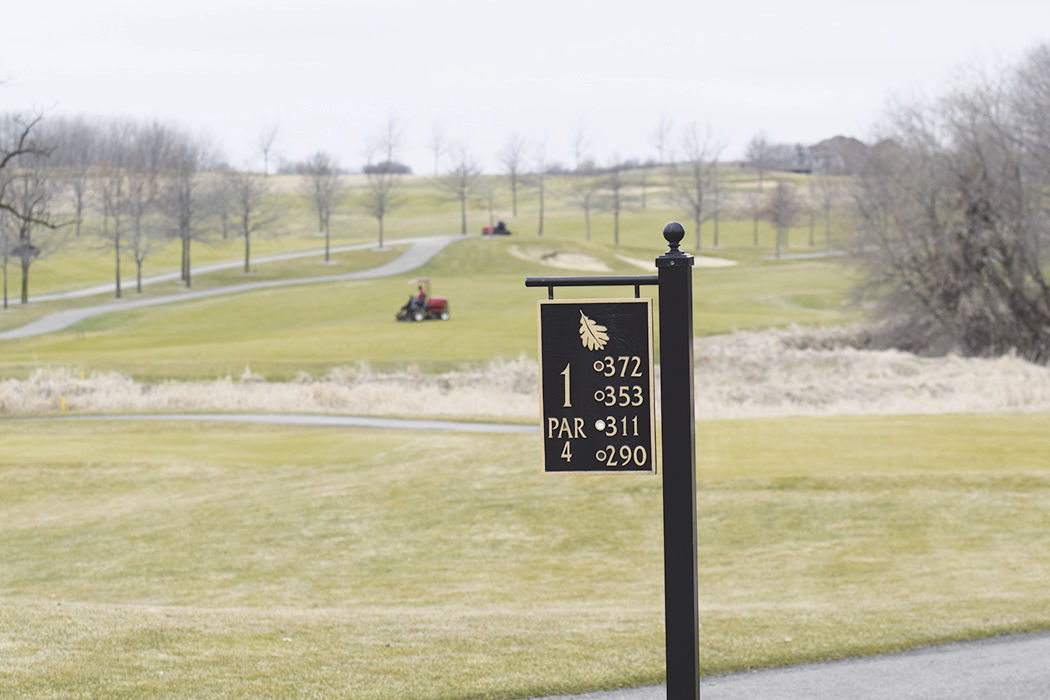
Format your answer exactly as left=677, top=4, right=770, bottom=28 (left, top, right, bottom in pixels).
left=537, top=299, right=656, bottom=473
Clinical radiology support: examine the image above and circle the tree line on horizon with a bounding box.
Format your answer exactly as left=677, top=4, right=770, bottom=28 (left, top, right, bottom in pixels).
left=0, top=111, right=835, bottom=308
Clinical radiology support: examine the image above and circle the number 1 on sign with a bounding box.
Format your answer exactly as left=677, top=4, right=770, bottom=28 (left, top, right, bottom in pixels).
left=560, top=363, right=571, bottom=407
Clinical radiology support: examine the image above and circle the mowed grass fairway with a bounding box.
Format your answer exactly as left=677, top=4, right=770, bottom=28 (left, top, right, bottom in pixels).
left=4, top=415, right=1050, bottom=697
left=0, top=236, right=856, bottom=379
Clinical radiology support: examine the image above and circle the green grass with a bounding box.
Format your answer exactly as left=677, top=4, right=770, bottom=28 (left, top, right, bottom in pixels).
left=0, top=420, right=666, bottom=698
left=699, top=414, right=1050, bottom=671
left=0, top=236, right=859, bottom=380
left=3, top=414, right=1050, bottom=697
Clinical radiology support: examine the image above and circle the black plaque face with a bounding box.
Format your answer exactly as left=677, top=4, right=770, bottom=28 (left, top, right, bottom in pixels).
left=538, top=299, right=656, bottom=473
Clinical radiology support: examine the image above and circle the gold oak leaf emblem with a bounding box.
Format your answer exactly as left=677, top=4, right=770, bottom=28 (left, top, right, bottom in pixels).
left=578, top=310, right=609, bottom=351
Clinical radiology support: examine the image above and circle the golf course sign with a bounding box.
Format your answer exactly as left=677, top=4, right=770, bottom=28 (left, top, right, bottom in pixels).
left=537, top=299, right=656, bottom=473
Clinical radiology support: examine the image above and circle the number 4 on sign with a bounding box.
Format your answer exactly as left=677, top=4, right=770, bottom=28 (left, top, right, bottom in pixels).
left=561, top=441, right=572, bottom=462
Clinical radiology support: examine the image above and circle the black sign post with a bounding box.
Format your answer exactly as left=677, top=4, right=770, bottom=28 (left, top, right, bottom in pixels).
left=526, top=222, right=699, bottom=698
left=655, top=222, right=699, bottom=697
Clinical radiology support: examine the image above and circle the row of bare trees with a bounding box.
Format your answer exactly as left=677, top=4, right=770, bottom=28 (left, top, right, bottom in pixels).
left=294, top=118, right=411, bottom=256
left=0, top=109, right=845, bottom=311
left=0, top=114, right=287, bottom=304
left=431, top=120, right=741, bottom=247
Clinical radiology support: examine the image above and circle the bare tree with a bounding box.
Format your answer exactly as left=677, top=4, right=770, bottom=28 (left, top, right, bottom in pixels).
left=672, top=122, right=724, bottom=251
left=569, top=171, right=600, bottom=241
left=215, top=165, right=238, bottom=240
left=815, top=171, right=838, bottom=246
left=0, top=113, right=63, bottom=304
left=636, top=165, right=649, bottom=210
left=636, top=113, right=674, bottom=213
left=127, top=121, right=172, bottom=293
left=744, top=186, right=763, bottom=247
left=439, top=144, right=480, bottom=235
left=97, top=120, right=134, bottom=298
left=500, top=132, right=527, bottom=217
left=230, top=168, right=276, bottom=273
left=1013, top=44, right=1050, bottom=179
left=50, top=115, right=97, bottom=237
left=362, top=117, right=406, bottom=249
left=851, top=47, right=1050, bottom=362
left=162, top=131, right=216, bottom=287
left=0, top=113, right=53, bottom=228
left=0, top=115, right=53, bottom=307
left=256, top=125, right=279, bottom=177
left=762, top=180, right=801, bottom=259
left=1012, top=44, right=1050, bottom=266
left=300, top=150, right=344, bottom=261
left=428, top=122, right=447, bottom=176
left=602, top=157, right=627, bottom=246
left=568, top=123, right=600, bottom=238
left=650, top=114, right=674, bottom=166
left=0, top=210, right=14, bottom=309
left=533, top=140, right=551, bottom=237
left=745, top=132, right=775, bottom=191
left=6, top=150, right=60, bottom=304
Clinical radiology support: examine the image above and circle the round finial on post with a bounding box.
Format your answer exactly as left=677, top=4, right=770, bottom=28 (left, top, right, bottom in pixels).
left=663, top=221, right=685, bottom=253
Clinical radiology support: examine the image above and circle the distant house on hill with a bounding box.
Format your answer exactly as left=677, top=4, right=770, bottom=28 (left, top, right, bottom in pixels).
left=757, top=136, right=875, bottom=176
left=808, top=136, right=872, bottom=174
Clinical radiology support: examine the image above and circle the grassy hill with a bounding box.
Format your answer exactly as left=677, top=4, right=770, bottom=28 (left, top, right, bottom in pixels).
left=0, top=169, right=859, bottom=379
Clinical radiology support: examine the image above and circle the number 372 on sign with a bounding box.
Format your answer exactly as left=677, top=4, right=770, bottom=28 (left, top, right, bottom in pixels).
left=537, top=299, right=657, bottom=473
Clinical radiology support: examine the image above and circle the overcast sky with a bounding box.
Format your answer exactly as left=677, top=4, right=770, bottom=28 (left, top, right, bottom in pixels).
left=3, top=0, right=1048, bottom=173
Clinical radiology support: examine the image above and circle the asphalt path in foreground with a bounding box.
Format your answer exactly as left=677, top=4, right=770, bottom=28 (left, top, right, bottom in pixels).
left=0, top=235, right=460, bottom=340
left=537, top=632, right=1050, bottom=699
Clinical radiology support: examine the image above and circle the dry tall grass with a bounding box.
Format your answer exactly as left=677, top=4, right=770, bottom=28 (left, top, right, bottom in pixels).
left=0, top=357, right=538, bottom=419
left=693, top=326, right=1050, bottom=418
left=4, top=327, right=1050, bottom=419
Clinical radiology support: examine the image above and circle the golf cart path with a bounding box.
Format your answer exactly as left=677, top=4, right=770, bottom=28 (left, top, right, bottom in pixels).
left=32, top=236, right=447, bottom=302
left=4, top=412, right=537, bottom=434
left=536, top=631, right=1050, bottom=699
left=0, top=235, right=459, bottom=340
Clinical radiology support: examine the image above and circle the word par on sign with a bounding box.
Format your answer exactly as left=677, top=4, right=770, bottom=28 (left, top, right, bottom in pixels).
left=537, top=299, right=656, bottom=473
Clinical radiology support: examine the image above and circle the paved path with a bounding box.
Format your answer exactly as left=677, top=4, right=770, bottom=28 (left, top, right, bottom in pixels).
left=5, top=412, right=537, bottom=434
left=0, top=235, right=460, bottom=340
left=536, top=632, right=1050, bottom=699
left=31, top=236, right=442, bottom=302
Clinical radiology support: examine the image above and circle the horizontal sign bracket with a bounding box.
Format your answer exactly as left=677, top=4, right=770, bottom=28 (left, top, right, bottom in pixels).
left=525, top=275, right=659, bottom=300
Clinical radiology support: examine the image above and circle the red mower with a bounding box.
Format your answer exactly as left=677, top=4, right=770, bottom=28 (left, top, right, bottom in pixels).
left=396, top=278, right=450, bottom=322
